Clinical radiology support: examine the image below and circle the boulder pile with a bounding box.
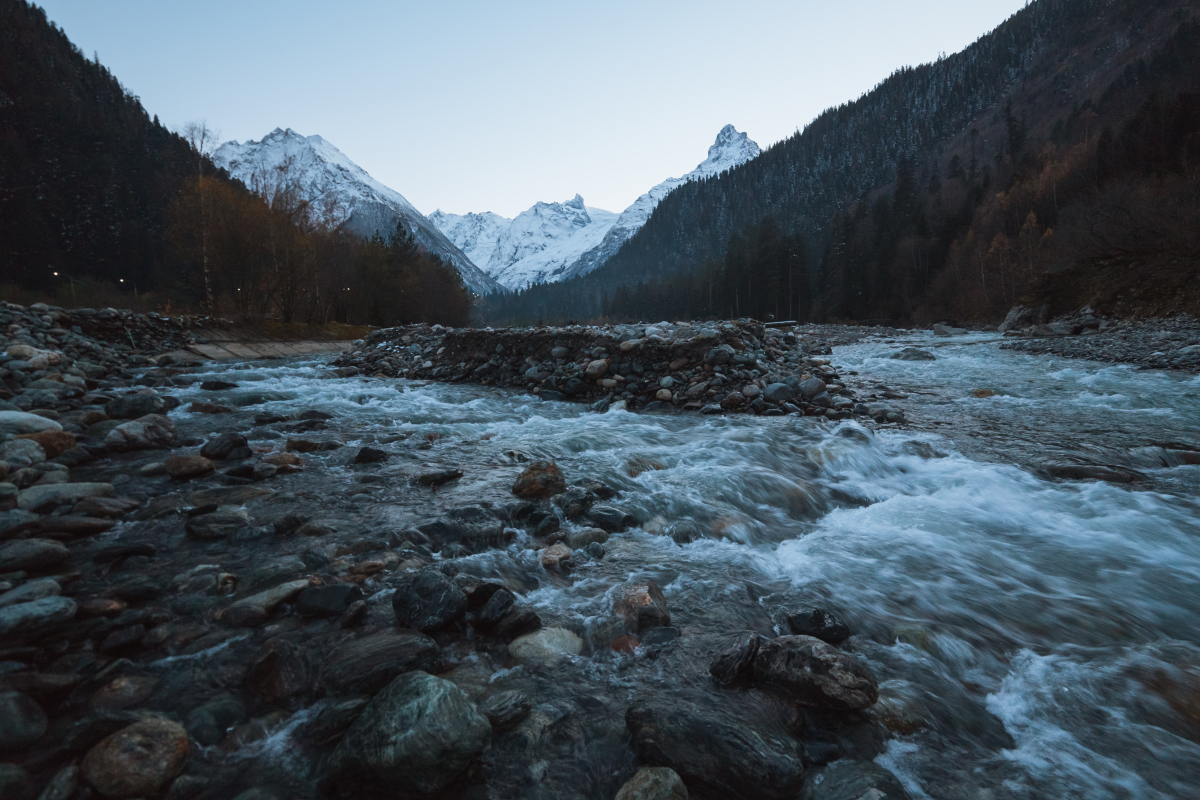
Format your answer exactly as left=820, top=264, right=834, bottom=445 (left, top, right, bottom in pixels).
left=335, top=320, right=903, bottom=421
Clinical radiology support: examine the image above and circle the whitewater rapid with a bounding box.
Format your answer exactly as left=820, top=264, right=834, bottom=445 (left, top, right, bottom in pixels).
left=167, top=331, right=1200, bottom=799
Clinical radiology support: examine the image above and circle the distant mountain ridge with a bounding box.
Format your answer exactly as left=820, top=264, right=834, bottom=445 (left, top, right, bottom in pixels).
left=213, top=129, right=502, bottom=295
left=429, top=125, right=760, bottom=291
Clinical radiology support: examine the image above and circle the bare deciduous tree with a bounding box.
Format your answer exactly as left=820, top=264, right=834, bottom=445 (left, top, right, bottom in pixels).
left=179, top=121, right=220, bottom=313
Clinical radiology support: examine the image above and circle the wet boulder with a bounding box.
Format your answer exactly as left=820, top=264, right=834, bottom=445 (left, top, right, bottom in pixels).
left=508, top=627, right=584, bottom=663
left=319, top=629, right=443, bottom=696
left=752, top=635, right=878, bottom=710
left=512, top=460, right=566, bottom=499
left=764, top=383, right=796, bottom=404
left=474, top=588, right=515, bottom=631
left=625, top=692, right=805, bottom=800
left=185, top=695, right=247, bottom=747
left=801, top=760, right=910, bottom=800
left=0, top=595, right=76, bottom=638
left=0, top=538, right=69, bottom=572
left=296, top=584, right=362, bottom=618
left=615, top=766, right=689, bottom=800
left=81, top=718, right=189, bottom=799
left=710, top=632, right=764, bottom=686
left=1, top=439, right=46, bottom=468
left=218, top=579, right=312, bottom=627
left=165, top=455, right=215, bottom=481
left=392, top=568, right=467, bottom=631
left=0, top=577, right=61, bottom=608
left=0, top=691, right=47, bottom=752
left=479, top=690, right=531, bottom=731
left=588, top=504, right=636, bottom=532
left=614, top=580, right=671, bottom=632
left=200, top=432, right=249, bottom=460
left=785, top=607, right=852, bottom=645
left=104, top=414, right=177, bottom=452
left=245, top=637, right=312, bottom=704
left=890, top=348, right=935, bottom=361
left=0, top=410, right=63, bottom=436
left=799, top=378, right=827, bottom=400
left=326, top=671, right=491, bottom=797
left=105, top=393, right=166, bottom=420
left=15, top=430, right=76, bottom=459
left=185, top=508, right=250, bottom=541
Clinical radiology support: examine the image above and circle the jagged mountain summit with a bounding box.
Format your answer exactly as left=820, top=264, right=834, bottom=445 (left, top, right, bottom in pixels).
left=429, top=125, right=760, bottom=291
left=213, top=129, right=502, bottom=295
left=430, top=196, right=618, bottom=291
left=563, top=124, right=761, bottom=282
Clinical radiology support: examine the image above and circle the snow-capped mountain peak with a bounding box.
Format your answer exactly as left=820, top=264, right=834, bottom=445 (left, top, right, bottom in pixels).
left=213, top=129, right=502, bottom=294
left=428, top=125, right=760, bottom=292
left=698, top=124, right=762, bottom=175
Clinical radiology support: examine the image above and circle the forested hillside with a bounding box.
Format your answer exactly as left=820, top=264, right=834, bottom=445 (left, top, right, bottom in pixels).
left=0, top=0, right=471, bottom=326
left=0, top=0, right=199, bottom=293
left=484, top=0, right=1200, bottom=325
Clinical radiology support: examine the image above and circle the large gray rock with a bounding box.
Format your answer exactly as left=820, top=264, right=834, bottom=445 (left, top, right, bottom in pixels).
left=17, top=482, right=114, bottom=512
left=0, top=509, right=40, bottom=537
left=319, top=629, right=443, bottom=696
left=0, top=538, right=69, bottom=572
left=799, top=378, right=827, bottom=400
left=0, top=691, right=47, bottom=752
left=752, top=635, right=878, bottom=710
left=802, top=760, right=910, bottom=800
left=104, top=414, right=177, bottom=451
left=763, top=383, right=796, bottom=404
left=0, top=596, right=76, bottom=638
left=626, top=692, right=805, bottom=800
left=0, top=577, right=61, bottom=609
left=0, top=439, right=46, bottom=469
left=327, top=671, right=491, bottom=797
left=0, top=411, right=62, bottom=436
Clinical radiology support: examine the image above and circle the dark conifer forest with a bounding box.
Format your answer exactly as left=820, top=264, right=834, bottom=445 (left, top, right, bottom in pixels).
left=0, top=0, right=470, bottom=326
left=483, top=0, right=1200, bottom=326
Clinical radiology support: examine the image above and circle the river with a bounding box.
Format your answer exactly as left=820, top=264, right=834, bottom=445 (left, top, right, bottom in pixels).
left=155, top=331, right=1200, bottom=799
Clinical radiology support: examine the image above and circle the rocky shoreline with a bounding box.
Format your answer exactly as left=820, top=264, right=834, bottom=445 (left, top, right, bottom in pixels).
left=0, top=302, right=927, bottom=800
left=333, top=320, right=912, bottom=424
left=1000, top=312, right=1200, bottom=373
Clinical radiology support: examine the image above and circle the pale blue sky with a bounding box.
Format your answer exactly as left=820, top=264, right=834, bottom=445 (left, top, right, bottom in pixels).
left=39, top=0, right=1027, bottom=218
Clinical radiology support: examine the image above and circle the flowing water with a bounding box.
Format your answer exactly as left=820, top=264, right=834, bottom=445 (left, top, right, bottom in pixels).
left=160, top=332, right=1200, bottom=799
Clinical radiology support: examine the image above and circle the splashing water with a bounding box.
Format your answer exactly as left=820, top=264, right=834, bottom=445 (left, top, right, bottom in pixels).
left=164, top=332, right=1200, bottom=799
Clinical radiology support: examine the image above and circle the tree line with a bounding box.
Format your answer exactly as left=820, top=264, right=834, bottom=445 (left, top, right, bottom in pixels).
left=482, top=2, right=1200, bottom=326
left=0, top=0, right=470, bottom=327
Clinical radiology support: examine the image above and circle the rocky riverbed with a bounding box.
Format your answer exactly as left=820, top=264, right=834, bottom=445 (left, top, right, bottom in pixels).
left=333, top=320, right=913, bottom=423
left=3, top=302, right=1200, bottom=800
left=1001, top=313, right=1200, bottom=373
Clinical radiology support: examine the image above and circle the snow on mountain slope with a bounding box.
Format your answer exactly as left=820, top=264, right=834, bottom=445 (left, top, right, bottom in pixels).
left=426, top=210, right=510, bottom=278
left=430, top=196, right=618, bottom=291
left=562, top=124, right=760, bottom=281
left=213, top=129, right=502, bottom=295
left=429, top=125, right=759, bottom=291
